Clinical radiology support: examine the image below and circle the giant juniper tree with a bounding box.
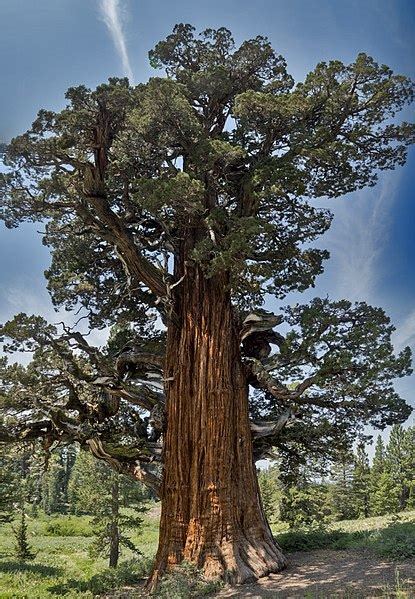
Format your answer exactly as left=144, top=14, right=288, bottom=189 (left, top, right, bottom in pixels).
left=0, top=25, right=414, bottom=586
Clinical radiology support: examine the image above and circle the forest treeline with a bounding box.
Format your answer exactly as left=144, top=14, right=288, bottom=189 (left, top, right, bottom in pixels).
left=0, top=447, right=153, bottom=565
left=1, top=423, right=413, bottom=545
left=258, top=424, right=415, bottom=528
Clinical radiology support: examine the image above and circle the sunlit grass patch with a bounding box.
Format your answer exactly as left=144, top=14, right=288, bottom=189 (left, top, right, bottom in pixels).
left=0, top=511, right=155, bottom=598
left=273, top=509, right=415, bottom=559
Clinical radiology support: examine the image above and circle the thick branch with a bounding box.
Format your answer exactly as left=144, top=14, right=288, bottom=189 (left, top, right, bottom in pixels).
left=85, top=193, right=168, bottom=299
left=86, top=437, right=162, bottom=497
left=250, top=409, right=295, bottom=439
left=247, top=358, right=293, bottom=400
left=116, top=350, right=164, bottom=379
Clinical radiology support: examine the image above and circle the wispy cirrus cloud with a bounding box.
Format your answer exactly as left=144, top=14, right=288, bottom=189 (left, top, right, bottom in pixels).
left=99, top=0, right=134, bottom=83
left=317, top=172, right=415, bottom=362
left=321, top=173, right=399, bottom=303
left=1, top=281, right=110, bottom=363
left=392, top=308, right=415, bottom=354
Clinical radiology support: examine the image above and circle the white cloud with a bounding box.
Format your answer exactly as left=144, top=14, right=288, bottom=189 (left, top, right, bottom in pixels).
left=1, top=283, right=56, bottom=323
left=99, top=0, right=134, bottom=83
left=392, top=308, right=415, bottom=354
left=1, top=281, right=110, bottom=362
left=321, top=173, right=400, bottom=303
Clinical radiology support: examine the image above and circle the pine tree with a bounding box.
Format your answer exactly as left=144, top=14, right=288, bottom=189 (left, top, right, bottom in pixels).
left=280, top=463, right=331, bottom=528
left=352, top=443, right=371, bottom=518
left=386, top=425, right=408, bottom=511
left=371, top=470, right=400, bottom=515
left=257, top=465, right=282, bottom=525
left=369, top=433, right=407, bottom=515
left=372, top=436, right=386, bottom=478
left=329, top=453, right=356, bottom=521
left=403, top=426, right=415, bottom=509
left=69, top=451, right=146, bottom=567
left=42, top=445, right=78, bottom=514
left=0, top=449, right=17, bottom=523
left=12, top=489, right=35, bottom=561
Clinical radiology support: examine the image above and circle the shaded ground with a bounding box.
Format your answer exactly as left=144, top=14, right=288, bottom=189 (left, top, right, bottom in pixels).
left=106, top=549, right=415, bottom=598
left=215, top=549, right=415, bottom=598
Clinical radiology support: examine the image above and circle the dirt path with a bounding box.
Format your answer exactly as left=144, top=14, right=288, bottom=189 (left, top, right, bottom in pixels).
left=107, top=549, right=414, bottom=598
left=215, top=549, right=415, bottom=598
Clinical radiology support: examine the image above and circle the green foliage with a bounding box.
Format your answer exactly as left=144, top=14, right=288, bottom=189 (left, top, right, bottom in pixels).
left=45, top=516, right=93, bottom=537
left=278, top=459, right=333, bottom=528
left=12, top=505, right=35, bottom=561
left=86, top=557, right=152, bottom=594
left=41, top=446, right=77, bottom=515
left=2, top=26, right=413, bottom=310
left=275, top=513, right=415, bottom=560
left=351, top=444, right=371, bottom=518
left=68, top=450, right=146, bottom=566
left=253, top=299, right=412, bottom=474
left=374, top=520, right=415, bottom=560
left=257, top=465, right=282, bottom=524
left=157, top=561, right=223, bottom=598
left=371, top=471, right=401, bottom=516
left=368, top=427, right=415, bottom=517
left=265, top=427, right=415, bottom=530
left=0, top=509, right=158, bottom=598
left=281, top=484, right=332, bottom=529
left=0, top=448, right=18, bottom=523
left=276, top=528, right=351, bottom=552
left=328, top=453, right=356, bottom=521
left=385, top=425, right=414, bottom=510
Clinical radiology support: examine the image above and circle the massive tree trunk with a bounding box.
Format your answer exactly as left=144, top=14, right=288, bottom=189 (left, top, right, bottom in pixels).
left=147, top=263, right=286, bottom=588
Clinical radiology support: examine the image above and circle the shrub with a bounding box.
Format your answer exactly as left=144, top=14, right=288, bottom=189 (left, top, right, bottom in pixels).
left=87, top=557, right=152, bottom=594
left=276, top=528, right=343, bottom=552
left=375, top=522, right=415, bottom=560
left=275, top=519, right=415, bottom=560
left=275, top=527, right=368, bottom=552
left=44, top=516, right=93, bottom=537
left=157, top=562, right=222, bottom=599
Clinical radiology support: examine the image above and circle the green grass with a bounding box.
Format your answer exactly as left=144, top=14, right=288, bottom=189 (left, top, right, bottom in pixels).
left=274, top=510, right=415, bottom=559
left=0, top=507, right=159, bottom=598
left=1, top=508, right=414, bottom=597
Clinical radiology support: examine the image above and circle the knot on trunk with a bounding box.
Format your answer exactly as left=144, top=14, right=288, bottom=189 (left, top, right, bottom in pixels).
left=240, top=310, right=284, bottom=360
left=148, top=402, right=166, bottom=441
left=115, top=345, right=164, bottom=381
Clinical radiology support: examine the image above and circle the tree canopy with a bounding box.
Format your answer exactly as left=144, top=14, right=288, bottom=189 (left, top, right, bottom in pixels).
left=0, top=23, right=414, bottom=493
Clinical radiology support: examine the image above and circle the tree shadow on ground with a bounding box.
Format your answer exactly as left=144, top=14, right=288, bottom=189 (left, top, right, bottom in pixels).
left=48, top=579, right=89, bottom=595
left=48, top=560, right=148, bottom=596
left=217, top=546, right=415, bottom=598
left=0, top=560, right=63, bottom=577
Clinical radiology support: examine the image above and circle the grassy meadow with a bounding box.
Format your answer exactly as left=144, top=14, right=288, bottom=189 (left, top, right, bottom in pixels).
left=0, top=507, right=159, bottom=598
left=0, top=508, right=414, bottom=598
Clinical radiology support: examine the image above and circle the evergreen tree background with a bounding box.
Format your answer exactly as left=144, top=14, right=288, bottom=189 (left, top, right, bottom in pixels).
left=0, top=425, right=413, bottom=566
left=352, top=444, right=371, bottom=519
left=41, top=446, right=77, bottom=515
left=259, top=424, right=415, bottom=528
left=12, top=500, right=35, bottom=561
left=0, top=447, right=18, bottom=523
left=68, top=450, right=148, bottom=567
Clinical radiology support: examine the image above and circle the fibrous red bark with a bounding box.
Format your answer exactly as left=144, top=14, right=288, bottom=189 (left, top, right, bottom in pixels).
left=147, top=264, right=286, bottom=588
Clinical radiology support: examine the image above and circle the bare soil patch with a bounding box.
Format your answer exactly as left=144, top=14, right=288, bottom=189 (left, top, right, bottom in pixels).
left=105, top=549, right=415, bottom=598
left=215, top=549, right=415, bottom=598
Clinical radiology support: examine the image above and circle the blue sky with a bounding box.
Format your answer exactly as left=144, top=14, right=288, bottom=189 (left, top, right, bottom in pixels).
left=0, top=0, right=414, bottom=440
